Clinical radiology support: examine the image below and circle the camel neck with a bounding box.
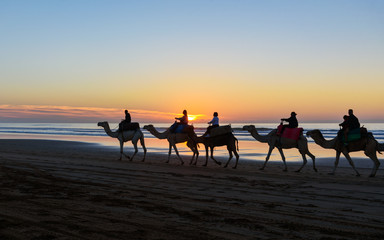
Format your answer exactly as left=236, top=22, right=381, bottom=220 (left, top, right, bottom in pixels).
left=102, top=124, right=119, bottom=138
left=249, top=129, right=269, bottom=143
left=147, top=127, right=169, bottom=139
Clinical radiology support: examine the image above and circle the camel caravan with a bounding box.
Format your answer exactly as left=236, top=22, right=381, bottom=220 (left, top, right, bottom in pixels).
left=98, top=109, right=384, bottom=177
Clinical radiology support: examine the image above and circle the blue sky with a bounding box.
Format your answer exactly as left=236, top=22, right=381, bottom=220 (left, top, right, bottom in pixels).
left=1, top=0, right=383, bottom=123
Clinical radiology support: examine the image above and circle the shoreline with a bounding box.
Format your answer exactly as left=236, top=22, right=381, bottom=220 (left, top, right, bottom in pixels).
left=1, top=139, right=384, bottom=239
left=0, top=137, right=381, bottom=168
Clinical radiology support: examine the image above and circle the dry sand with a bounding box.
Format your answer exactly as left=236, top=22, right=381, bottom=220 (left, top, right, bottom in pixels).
left=0, top=139, right=384, bottom=239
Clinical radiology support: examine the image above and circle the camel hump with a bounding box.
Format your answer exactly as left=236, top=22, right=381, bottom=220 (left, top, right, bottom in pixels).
left=210, top=125, right=232, bottom=137
left=360, top=127, right=368, bottom=135
left=277, top=126, right=303, bottom=140
left=120, top=122, right=140, bottom=131
left=342, top=127, right=368, bottom=143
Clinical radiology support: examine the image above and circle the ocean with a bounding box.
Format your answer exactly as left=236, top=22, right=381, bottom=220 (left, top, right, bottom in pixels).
left=1, top=122, right=383, bottom=166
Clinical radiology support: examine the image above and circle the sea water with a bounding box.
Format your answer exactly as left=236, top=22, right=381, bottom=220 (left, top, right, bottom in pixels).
left=0, top=122, right=383, bottom=166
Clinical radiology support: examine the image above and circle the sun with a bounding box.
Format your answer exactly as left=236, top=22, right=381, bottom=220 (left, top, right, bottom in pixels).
left=188, top=115, right=197, bottom=121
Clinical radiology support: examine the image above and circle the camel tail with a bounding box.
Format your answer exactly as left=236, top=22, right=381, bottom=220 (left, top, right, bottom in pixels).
left=377, top=141, right=383, bottom=154
left=235, top=137, right=239, bottom=152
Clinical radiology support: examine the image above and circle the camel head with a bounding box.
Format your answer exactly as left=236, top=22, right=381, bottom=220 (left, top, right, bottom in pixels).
left=97, top=121, right=108, bottom=127
left=242, top=125, right=256, bottom=131
left=143, top=124, right=153, bottom=130
left=306, top=130, right=322, bottom=139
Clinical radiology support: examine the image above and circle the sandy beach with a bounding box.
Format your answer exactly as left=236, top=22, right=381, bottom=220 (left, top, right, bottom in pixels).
left=1, top=139, right=384, bottom=239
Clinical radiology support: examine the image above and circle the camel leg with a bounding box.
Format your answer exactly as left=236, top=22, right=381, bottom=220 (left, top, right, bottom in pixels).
left=261, top=146, right=274, bottom=170
left=342, top=151, right=360, bottom=176
left=194, top=146, right=199, bottom=164
left=130, top=142, right=138, bottom=162
left=330, top=151, right=341, bottom=175
left=166, top=142, right=172, bottom=163
left=295, top=153, right=307, bottom=172
left=192, top=146, right=199, bottom=165
left=190, top=148, right=198, bottom=166
left=189, top=149, right=195, bottom=165
left=119, top=141, right=124, bottom=161
left=202, top=146, right=209, bottom=166
left=189, top=153, right=196, bottom=165
left=307, top=151, right=317, bottom=172
left=140, top=135, right=147, bottom=162
left=188, top=147, right=195, bottom=165
left=365, top=152, right=380, bottom=177
left=210, top=147, right=217, bottom=163
left=223, top=150, right=233, bottom=168
left=173, top=144, right=184, bottom=165
left=189, top=145, right=198, bottom=165
left=232, top=150, right=239, bottom=169
left=189, top=150, right=194, bottom=165
left=277, top=148, right=288, bottom=172
left=128, top=135, right=140, bottom=162
left=209, top=147, right=221, bottom=166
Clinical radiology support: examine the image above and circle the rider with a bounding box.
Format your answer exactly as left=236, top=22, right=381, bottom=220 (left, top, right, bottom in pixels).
left=279, top=111, right=298, bottom=135
left=170, top=110, right=188, bottom=133
left=281, top=112, right=298, bottom=128
left=124, top=109, right=131, bottom=123
left=339, top=109, right=360, bottom=144
left=203, top=112, right=219, bottom=137
left=346, top=109, right=360, bottom=130
left=339, top=115, right=349, bottom=130
left=175, top=110, right=189, bottom=125
left=119, top=109, right=131, bottom=131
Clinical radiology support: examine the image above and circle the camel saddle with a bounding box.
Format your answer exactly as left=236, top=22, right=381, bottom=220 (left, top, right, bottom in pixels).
left=342, top=127, right=367, bottom=143
left=277, top=125, right=303, bottom=140
left=209, top=125, right=232, bottom=137
left=170, top=123, right=194, bottom=134
left=120, top=122, right=140, bottom=131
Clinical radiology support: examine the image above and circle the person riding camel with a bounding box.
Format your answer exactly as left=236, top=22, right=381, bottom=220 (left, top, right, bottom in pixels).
left=339, top=109, right=360, bottom=144
left=175, top=110, right=188, bottom=125
left=124, top=109, right=131, bottom=123
left=203, top=112, right=219, bottom=137
left=281, top=112, right=298, bottom=128
left=170, top=110, right=189, bottom=133
left=346, top=109, right=360, bottom=130
left=339, top=115, right=349, bottom=130
left=279, top=112, right=298, bottom=135
left=118, top=109, right=131, bottom=132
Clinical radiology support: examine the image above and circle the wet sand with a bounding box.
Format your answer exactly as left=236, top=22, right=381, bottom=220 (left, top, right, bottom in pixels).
left=0, top=139, right=384, bottom=239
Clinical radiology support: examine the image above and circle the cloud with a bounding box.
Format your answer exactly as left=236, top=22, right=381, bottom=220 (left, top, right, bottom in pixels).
left=0, top=105, right=188, bottom=123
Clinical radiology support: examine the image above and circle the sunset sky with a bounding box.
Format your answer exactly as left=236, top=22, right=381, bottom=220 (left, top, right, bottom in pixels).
left=1, top=0, right=383, bottom=123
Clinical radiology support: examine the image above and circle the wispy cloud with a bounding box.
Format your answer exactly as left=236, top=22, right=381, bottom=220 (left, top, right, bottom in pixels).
left=0, top=105, right=199, bottom=123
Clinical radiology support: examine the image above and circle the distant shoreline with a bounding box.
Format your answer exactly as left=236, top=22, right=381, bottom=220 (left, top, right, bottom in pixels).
left=0, top=138, right=382, bottom=170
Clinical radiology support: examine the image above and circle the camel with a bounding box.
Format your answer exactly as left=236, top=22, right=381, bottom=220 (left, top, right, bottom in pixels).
left=380, top=143, right=384, bottom=152
left=143, top=124, right=198, bottom=165
left=242, top=125, right=316, bottom=172
left=97, top=121, right=147, bottom=161
left=306, top=129, right=381, bottom=177
left=187, top=129, right=239, bottom=169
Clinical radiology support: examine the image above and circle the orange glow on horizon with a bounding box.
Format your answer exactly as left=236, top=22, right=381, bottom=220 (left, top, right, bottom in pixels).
left=188, top=115, right=197, bottom=121
left=0, top=104, right=383, bottom=123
